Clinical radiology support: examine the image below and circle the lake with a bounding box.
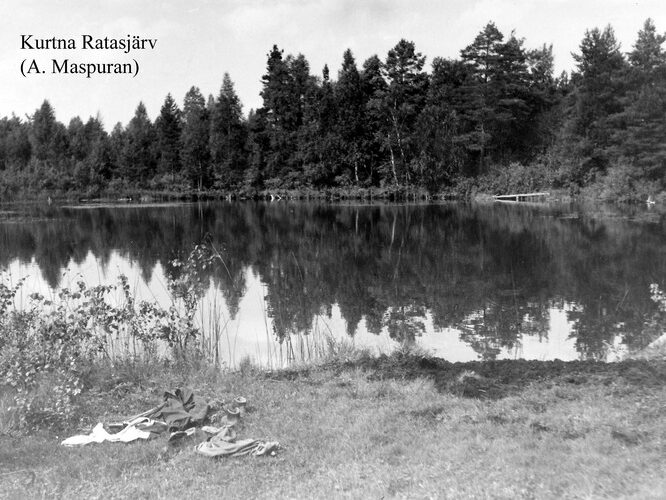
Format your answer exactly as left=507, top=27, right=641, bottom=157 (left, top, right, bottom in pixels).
left=1, top=201, right=665, bottom=368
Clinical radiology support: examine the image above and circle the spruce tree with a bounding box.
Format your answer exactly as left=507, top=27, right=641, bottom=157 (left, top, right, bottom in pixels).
left=155, top=93, right=182, bottom=184
left=209, top=73, right=247, bottom=189
left=122, top=102, right=157, bottom=185
left=181, top=86, right=210, bottom=190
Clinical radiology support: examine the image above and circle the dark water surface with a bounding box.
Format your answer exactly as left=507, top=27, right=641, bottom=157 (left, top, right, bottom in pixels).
left=2, top=201, right=666, bottom=367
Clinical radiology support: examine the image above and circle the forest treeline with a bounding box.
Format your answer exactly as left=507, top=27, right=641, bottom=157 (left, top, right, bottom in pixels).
left=1, top=20, right=665, bottom=201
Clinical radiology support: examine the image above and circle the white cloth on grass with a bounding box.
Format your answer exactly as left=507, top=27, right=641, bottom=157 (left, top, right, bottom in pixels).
left=61, top=418, right=155, bottom=446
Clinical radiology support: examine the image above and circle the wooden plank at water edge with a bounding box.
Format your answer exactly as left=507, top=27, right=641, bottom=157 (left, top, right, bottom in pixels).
left=493, top=192, right=550, bottom=202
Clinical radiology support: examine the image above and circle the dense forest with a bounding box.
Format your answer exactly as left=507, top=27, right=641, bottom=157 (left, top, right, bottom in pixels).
left=1, top=20, right=665, bottom=201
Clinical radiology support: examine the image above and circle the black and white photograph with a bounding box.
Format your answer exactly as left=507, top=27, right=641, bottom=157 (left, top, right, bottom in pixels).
left=1, top=0, right=665, bottom=497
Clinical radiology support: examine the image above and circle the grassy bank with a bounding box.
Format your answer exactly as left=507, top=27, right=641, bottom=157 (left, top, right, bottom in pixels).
left=2, top=353, right=665, bottom=499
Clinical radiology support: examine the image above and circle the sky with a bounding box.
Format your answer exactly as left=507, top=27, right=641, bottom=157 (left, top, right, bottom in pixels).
left=1, top=0, right=664, bottom=129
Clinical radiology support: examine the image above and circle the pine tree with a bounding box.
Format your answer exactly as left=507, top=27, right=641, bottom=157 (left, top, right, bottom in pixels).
left=629, top=18, right=666, bottom=71
left=572, top=26, right=626, bottom=137
left=459, top=22, right=505, bottom=173
left=566, top=25, right=627, bottom=184
left=493, top=33, right=532, bottom=160
left=382, top=39, right=428, bottom=185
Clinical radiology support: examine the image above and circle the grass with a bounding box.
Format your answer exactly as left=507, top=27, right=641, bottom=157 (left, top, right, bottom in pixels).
left=1, top=354, right=665, bottom=499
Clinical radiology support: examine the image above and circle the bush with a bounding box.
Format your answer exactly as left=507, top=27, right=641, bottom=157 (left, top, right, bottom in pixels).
left=0, top=248, right=212, bottom=430
left=585, top=163, right=660, bottom=203
left=476, top=162, right=555, bottom=195
left=0, top=298, right=99, bottom=429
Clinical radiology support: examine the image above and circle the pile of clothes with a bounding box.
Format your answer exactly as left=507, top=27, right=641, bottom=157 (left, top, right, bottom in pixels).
left=61, top=388, right=279, bottom=458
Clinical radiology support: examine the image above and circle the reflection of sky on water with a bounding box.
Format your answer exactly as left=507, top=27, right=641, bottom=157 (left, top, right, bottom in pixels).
left=3, top=201, right=665, bottom=367
left=6, top=252, right=584, bottom=368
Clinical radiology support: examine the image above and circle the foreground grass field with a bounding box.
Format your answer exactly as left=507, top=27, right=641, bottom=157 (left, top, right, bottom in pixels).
left=1, top=355, right=665, bottom=499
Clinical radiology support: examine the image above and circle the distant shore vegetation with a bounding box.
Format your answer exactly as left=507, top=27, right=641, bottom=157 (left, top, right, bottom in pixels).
left=1, top=20, right=665, bottom=203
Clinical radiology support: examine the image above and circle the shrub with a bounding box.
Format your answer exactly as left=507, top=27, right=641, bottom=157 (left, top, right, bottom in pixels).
left=0, top=294, right=99, bottom=429
left=476, top=162, right=555, bottom=195
left=0, top=249, right=212, bottom=430
left=587, top=163, right=660, bottom=203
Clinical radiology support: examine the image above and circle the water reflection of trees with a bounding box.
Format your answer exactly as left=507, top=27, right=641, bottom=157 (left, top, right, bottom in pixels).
left=2, top=202, right=666, bottom=359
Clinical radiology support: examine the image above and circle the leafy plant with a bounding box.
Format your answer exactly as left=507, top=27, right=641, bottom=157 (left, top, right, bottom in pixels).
left=0, top=249, right=216, bottom=430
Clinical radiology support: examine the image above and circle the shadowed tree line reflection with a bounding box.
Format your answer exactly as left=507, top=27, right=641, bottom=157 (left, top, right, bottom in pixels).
left=1, top=202, right=666, bottom=359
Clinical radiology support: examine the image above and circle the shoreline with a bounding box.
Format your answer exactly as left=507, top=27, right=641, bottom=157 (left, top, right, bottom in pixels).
left=0, top=186, right=621, bottom=207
